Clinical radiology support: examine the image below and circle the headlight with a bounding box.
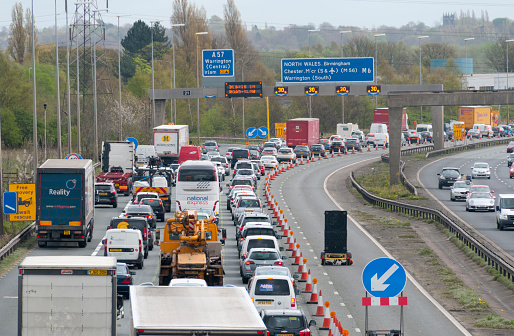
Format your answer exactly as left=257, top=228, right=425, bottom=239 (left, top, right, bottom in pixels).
left=489, top=200, right=494, bottom=205
left=500, top=213, right=508, bottom=219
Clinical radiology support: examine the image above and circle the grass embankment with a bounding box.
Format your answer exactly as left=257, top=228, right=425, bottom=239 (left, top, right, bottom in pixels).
left=0, top=236, right=36, bottom=277
left=354, top=161, right=420, bottom=200
left=0, top=221, right=33, bottom=249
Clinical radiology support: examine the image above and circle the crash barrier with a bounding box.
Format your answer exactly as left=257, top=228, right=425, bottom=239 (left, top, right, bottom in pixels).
left=350, top=171, right=514, bottom=283
left=425, top=137, right=512, bottom=159
left=0, top=162, right=101, bottom=261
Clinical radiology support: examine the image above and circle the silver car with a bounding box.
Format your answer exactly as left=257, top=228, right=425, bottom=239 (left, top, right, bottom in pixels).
left=471, top=162, right=491, bottom=179
left=233, top=196, right=263, bottom=223
left=466, top=192, right=495, bottom=212
left=240, top=248, right=285, bottom=284
left=450, top=180, right=472, bottom=201
left=276, top=148, right=296, bottom=163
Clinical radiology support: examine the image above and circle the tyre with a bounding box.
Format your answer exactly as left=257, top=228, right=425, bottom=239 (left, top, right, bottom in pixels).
left=438, top=183, right=442, bottom=189
left=321, top=258, right=326, bottom=266
left=149, top=243, right=153, bottom=251
left=38, top=241, right=47, bottom=248
left=144, top=248, right=148, bottom=259
left=138, top=261, right=143, bottom=269
left=499, top=223, right=504, bottom=231
left=242, top=276, right=249, bottom=284
left=113, top=202, right=117, bottom=208
left=160, top=216, right=165, bottom=222
left=87, top=229, right=93, bottom=242
left=124, top=190, right=130, bottom=196
left=465, top=206, right=469, bottom=212
left=450, top=197, right=455, bottom=201
left=78, top=241, right=87, bottom=248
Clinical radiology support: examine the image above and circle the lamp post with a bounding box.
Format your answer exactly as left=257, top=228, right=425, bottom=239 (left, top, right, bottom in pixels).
left=308, top=29, right=319, bottom=118
left=117, top=14, right=130, bottom=140
left=31, top=0, right=38, bottom=181
left=374, top=33, right=385, bottom=108
left=464, top=37, right=474, bottom=89
left=65, top=0, right=71, bottom=154
left=54, top=0, right=62, bottom=158
left=150, top=20, right=161, bottom=130
left=506, top=39, right=514, bottom=123
left=44, top=103, right=47, bottom=160
left=158, top=60, right=173, bottom=123
left=196, top=31, right=208, bottom=145
left=340, top=30, right=351, bottom=123
left=171, top=23, right=185, bottom=124
left=418, top=35, right=429, bottom=123
left=238, top=58, right=245, bottom=135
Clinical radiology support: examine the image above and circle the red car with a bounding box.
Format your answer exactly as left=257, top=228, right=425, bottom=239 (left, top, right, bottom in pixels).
left=251, top=160, right=265, bottom=176
left=510, top=167, right=514, bottom=179
left=467, top=185, right=494, bottom=197
left=507, top=141, right=514, bottom=153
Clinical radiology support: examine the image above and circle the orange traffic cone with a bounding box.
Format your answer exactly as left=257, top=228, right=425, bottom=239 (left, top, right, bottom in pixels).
left=367, top=146, right=371, bottom=152
left=295, top=160, right=298, bottom=167
left=299, top=261, right=309, bottom=282
left=315, top=291, right=324, bottom=315
left=328, top=313, right=337, bottom=336
left=303, top=269, right=313, bottom=292
left=338, top=150, right=341, bottom=156
left=282, top=219, right=289, bottom=237
left=352, top=148, right=355, bottom=154
left=360, top=147, right=363, bottom=152
left=297, top=257, right=306, bottom=274
left=291, top=241, right=298, bottom=257
left=375, top=145, right=378, bottom=151
left=286, top=232, right=295, bottom=250
left=308, top=279, right=319, bottom=303
left=318, top=155, right=321, bottom=161
left=320, top=302, right=331, bottom=330
left=293, top=250, right=302, bottom=265
left=332, top=152, right=335, bottom=158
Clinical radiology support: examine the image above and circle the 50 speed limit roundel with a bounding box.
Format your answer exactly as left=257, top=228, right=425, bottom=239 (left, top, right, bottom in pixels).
left=161, top=135, right=171, bottom=143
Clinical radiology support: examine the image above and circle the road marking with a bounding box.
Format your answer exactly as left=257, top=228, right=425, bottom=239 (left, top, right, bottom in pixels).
left=323, top=272, right=328, bottom=275
left=91, top=241, right=103, bottom=256
left=313, top=256, right=318, bottom=260
left=355, top=328, right=361, bottom=333
left=340, top=302, right=345, bottom=306
left=347, top=315, right=353, bottom=319
left=3, top=296, right=17, bottom=299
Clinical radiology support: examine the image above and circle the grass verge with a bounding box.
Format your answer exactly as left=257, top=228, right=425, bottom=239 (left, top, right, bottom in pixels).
left=0, top=235, right=36, bottom=277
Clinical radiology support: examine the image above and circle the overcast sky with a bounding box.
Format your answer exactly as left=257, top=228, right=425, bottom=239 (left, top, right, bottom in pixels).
left=0, top=0, right=512, bottom=31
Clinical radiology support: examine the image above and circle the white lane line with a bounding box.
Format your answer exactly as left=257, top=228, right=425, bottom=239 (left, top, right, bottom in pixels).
left=347, top=315, right=353, bottom=319
left=324, top=158, right=472, bottom=336
left=313, top=256, right=318, bottom=260
left=340, top=302, right=345, bottom=306
left=328, top=281, right=333, bottom=285
left=334, top=291, right=339, bottom=295
left=355, top=328, right=361, bottom=333
left=91, top=240, right=103, bottom=256
left=323, top=272, right=328, bottom=276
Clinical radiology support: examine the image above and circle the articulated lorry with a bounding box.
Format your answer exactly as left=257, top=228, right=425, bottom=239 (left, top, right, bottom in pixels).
left=129, top=286, right=266, bottom=336
left=96, top=141, right=134, bottom=196
left=458, top=106, right=499, bottom=129
left=18, top=256, right=118, bottom=336
left=36, top=159, right=94, bottom=248
left=286, top=118, right=320, bottom=147
left=373, top=108, right=408, bottom=131
left=153, top=125, right=189, bottom=165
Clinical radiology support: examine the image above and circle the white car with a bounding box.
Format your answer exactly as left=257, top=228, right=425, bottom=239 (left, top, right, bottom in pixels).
left=450, top=180, right=472, bottom=201
left=276, top=148, right=296, bottom=163
left=471, top=162, right=491, bottom=179
left=261, top=155, right=279, bottom=169
left=466, top=192, right=495, bottom=212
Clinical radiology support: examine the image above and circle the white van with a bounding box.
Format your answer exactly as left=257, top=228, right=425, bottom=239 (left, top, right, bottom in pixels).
left=336, top=123, right=359, bottom=139
left=104, top=229, right=144, bottom=269
left=374, top=133, right=389, bottom=148
left=135, top=145, right=157, bottom=167
left=416, top=123, right=433, bottom=133
left=248, top=274, right=297, bottom=311
left=370, top=123, right=388, bottom=134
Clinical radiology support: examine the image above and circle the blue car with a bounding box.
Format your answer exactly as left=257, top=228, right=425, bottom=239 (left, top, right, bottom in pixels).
left=320, top=139, right=330, bottom=150
left=117, top=263, right=135, bottom=299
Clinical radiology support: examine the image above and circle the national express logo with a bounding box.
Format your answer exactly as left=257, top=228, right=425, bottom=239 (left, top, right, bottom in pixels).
left=196, top=182, right=211, bottom=189
left=186, top=196, right=209, bottom=206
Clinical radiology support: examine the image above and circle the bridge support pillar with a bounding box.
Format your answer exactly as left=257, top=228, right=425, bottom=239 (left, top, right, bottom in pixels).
left=389, top=106, right=403, bottom=185
left=154, top=99, right=167, bottom=128
left=431, top=105, right=444, bottom=150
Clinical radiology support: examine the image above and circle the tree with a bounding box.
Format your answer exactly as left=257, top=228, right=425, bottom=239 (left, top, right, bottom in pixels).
left=7, top=2, right=27, bottom=64
left=24, top=7, right=37, bottom=62
left=122, top=20, right=168, bottom=55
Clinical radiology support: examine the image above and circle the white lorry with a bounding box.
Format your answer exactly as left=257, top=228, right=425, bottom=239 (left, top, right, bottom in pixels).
left=129, top=286, right=267, bottom=336
left=337, top=123, right=359, bottom=139
left=18, top=256, right=118, bottom=336
left=153, top=125, right=189, bottom=165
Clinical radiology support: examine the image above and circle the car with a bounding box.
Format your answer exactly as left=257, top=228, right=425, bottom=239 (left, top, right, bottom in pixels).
left=202, top=141, right=219, bottom=153
left=236, top=212, right=273, bottom=230
left=507, top=154, right=514, bottom=167
left=366, top=133, right=375, bottom=146
left=263, top=142, right=279, bottom=150
left=116, top=262, right=135, bottom=299
left=248, top=266, right=295, bottom=290
left=229, top=176, right=256, bottom=191
left=225, top=147, right=239, bottom=161
left=471, top=162, right=491, bottom=179
left=213, top=161, right=226, bottom=181
left=310, top=144, right=326, bottom=157
left=329, top=139, right=345, bottom=153
left=231, top=149, right=251, bottom=167
left=344, top=138, right=362, bottom=151
left=240, top=248, right=285, bottom=283
left=229, top=191, right=257, bottom=213
left=261, top=155, right=279, bottom=169
left=260, top=309, right=316, bottom=336
left=466, top=192, right=495, bottom=212
left=467, top=129, right=481, bottom=138
left=246, top=144, right=261, bottom=153
left=239, top=235, right=281, bottom=260
left=196, top=208, right=219, bottom=224
left=329, top=135, right=341, bottom=142
left=235, top=168, right=259, bottom=183
left=122, top=204, right=157, bottom=230
left=420, top=131, right=433, bottom=143
left=140, top=198, right=166, bottom=222
left=95, top=182, right=118, bottom=208
left=261, top=147, right=278, bottom=157
left=168, top=278, right=208, bottom=287
left=133, top=191, right=159, bottom=204
left=294, top=145, right=311, bottom=159
left=492, top=126, right=505, bottom=137
left=251, top=160, right=266, bottom=176
left=201, top=153, right=210, bottom=160
left=233, top=196, right=263, bottom=223
left=496, top=194, right=514, bottom=230
left=269, top=138, right=284, bottom=148
left=206, top=150, right=221, bottom=159
left=237, top=222, right=278, bottom=247
left=320, top=138, right=330, bottom=150
left=507, top=141, right=514, bottom=153
left=211, top=156, right=231, bottom=176
left=277, top=147, right=296, bottom=163
left=468, top=185, right=494, bottom=197
left=437, top=167, right=461, bottom=189
left=450, top=180, right=473, bottom=201
left=108, top=216, right=152, bottom=256
left=247, top=274, right=297, bottom=310
left=249, top=150, right=260, bottom=160
left=234, top=160, right=256, bottom=175
left=351, top=130, right=367, bottom=147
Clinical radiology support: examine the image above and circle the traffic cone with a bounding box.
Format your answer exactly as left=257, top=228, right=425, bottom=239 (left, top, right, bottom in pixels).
left=408, top=141, right=411, bottom=147
left=367, top=145, right=371, bottom=152
left=303, top=269, right=313, bottom=292
left=315, top=291, right=324, bottom=315
left=295, top=160, right=298, bottom=166
left=300, top=158, right=304, bottom=165
left=286, top=163, right=290, bottom=170
left=293, top=250, right=302, bottom=265
left=332, top=152, right=335, bottom=158
left=291, top=242, right=299, bottom=258
left=360, top=147, right=363, bottom=152
left=424, top=138, right=427, bottom=145
left=307, top=157, right=310, bottom=163
left=282, top=219, right=289, bottom=237
left=318, top=155, right=321, bottom=161
left=286, top=232, right=295, bottom=250
left=308, top=279, right=319, bottom=303
left=297, top=257, right=304, bottom=274
left=338, top=150, right=341, bottom=156
left=417, top=139, right=419, bottom=145
left=328, top=315, right=334, bottom=336
left=375, top=145, right=378, bottom=151
left=299, top=259, right=309, bottom=282
left=352, top=148, right=355, bottom=154
left=320, top=302, right=331, bottom=330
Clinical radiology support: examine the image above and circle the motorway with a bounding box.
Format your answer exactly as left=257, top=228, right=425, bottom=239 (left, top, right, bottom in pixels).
left=0, top=144, right=472, bottom=335
left=419, top=146, right=514, bottom=257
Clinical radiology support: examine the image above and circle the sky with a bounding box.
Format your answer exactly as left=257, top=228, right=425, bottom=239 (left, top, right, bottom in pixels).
left=0, top=0, right=512, bottom=31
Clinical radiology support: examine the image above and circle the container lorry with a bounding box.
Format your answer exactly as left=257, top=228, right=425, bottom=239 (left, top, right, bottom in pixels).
left=336, top=123, right=359, bottom=139
left=96, top=141, right=134, bottom=196
left=36, top=159, right=94, bottom=248
left=373, top=108, right=408, bottom=131
left=129, top=286, right=267, bottom=336
left=286, top=118, right=320, bottom=148
left=153, top=124, right=189, bottom=165
left=18, top=256, right=118, bottom=336
left=458, top=106, right=499, bottom=129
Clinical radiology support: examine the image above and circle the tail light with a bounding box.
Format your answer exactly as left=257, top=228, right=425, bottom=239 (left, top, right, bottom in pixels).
left=122, top=276, right=131, bottom=284
left=213, top=201, right=219, bottom=212
left=267, top=331, right=270, bottom=336
left=139, top=239, right=142, bottom=252
left=144, top=227, right=148, bottom=239
left=245, top=261, right=255, bottom=265
left=291, top=297, right=296, bottom=308
left=125, top=214, right=131, bottom=218
left=299, top=329, right=310, bottom=336
left=274, top=261, right=283, bottom=265
left=111, top=191, right=116, bottom=194
left=242, top=254, right=247, bottom=259
left=146, top=214, right=153, bottom=220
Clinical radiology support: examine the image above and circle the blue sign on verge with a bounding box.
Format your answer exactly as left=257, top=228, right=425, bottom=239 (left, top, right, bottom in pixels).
left=4, top=191, right=18, bottom=214
left=258, top=126, right=269, bottom=138
left=202, top=49, right=234, bottom=77
left=362, top=257, right=406, bottom=297
left=281, top=57, right=374, bottom=83
left=246, top=127, right=258, bottom=138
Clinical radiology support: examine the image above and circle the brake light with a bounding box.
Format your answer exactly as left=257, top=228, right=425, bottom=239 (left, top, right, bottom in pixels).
left=122, top=276, right=131, bottom=284
left=245, top=261, right=255, bottom=265
left=274, top=261, right=283, bottom=265
left=242, top=254, right=247, bottom=259
left=139, top=239, right=142, bottom=251
left=267, top=331, right=270, bottom=336
left=291, top=297, right=296, bottom=308
left=299, top=329, right=310, bottom=336
left=146, top=214, right=153, bottom=219
left=144, top=227, right=147, bottom=239
left=111, top=191, right=116, bottom=194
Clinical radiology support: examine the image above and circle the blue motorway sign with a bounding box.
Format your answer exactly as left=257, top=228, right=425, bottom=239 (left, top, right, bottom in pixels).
left=362, top=258, right=406, bottom=297
left=258, top=126, right=269, bottom=138
left=4, top=191, right=18, bottom=214
left=202, top=49, right=234, bottom=77
left=281, top=57, right=373, bottom=83
left=124, top=137, right=139, bottom=150
left=246, top=127, right=258, bottom=138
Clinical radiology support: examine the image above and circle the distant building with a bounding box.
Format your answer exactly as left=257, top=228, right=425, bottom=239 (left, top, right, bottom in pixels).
left=431, top=58, right=473, bottom=75
left=443, top=13, right=455, bottom=27
left=465, top=73, right=510, bottom=90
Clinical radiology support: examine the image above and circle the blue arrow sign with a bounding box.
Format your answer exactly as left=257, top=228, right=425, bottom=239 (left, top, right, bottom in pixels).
left=124, top=137, right=139, bottom=150
left=202, top=49, right=234, bottom=77
left=258, top=126, right=269, bottom=138
left=246, top=127, right=258, bottom=138
left=362, top=258, right=406, bottom=297
left=4, top=191, right=18, bottom=214
left=281, top=57, right=374, bottom=83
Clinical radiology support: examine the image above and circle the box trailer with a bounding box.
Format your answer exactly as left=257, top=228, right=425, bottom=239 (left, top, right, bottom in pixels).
left=153, top=125, right=189, bottom=165
left=286, top=118, right=320, bottom=148
left=373, top=108, right=408, bottom=131
left=458, top=106, right=493, bottom=129
left=18, top=256, right=117, bottom=336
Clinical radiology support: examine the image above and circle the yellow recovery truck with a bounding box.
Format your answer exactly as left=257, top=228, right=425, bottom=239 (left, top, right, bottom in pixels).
left=156, top=210, right=225, bottom=286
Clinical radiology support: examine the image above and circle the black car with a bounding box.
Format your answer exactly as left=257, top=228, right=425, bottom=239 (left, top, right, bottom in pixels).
left=420, top=132, right=433, bottom=143
left=345, top=138, right=362, bottom=151
left=108, top=217, right=152, bottom=257
left=310, top=144, right=326, bottom=157
left=260, top=309, right=316, bottom=336
left=123, top=205, right=157, bottom=230
left=492, top=126, right=506, bottom=137
left=95, top=182, right=118, bottom=208
left=330, top=140, right=346, bottom=154
left=437, top=167, right=461, bottom=189
left=116, top=262, right=135, bottom=299
left=141, top=198, right=166, bottom=222
left=231, top=149, right=250, bottom=167
left=508, top=154, right=514, bottom=167
left=294, top=145, right=311, bottom=159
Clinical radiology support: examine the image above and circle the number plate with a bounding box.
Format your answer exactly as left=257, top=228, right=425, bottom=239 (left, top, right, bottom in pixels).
left=88, top=270, right=108, bottom=275
left=256, top=300, right=273, bottom=304
left=277, top=334, right=293, bottom=336
left=109, top=248, right=122, bottom=252
left=115, top=184, right=119, bottom=188
left=245, top=210, right=254, bottom=212
left=99, top=192, right=108, bottom=195
left=64, top=230, right=70, bottom=235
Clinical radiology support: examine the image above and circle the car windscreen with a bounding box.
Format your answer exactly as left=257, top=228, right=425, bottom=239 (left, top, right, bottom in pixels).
left=453, top=182, right=469, bottom=189
left=204, top=142, right=217, bottom=146
left=474, top=163, right=488, bottom=168
left=243, top=217, right=271, bottom=225
left=442, top=170, right=460, bottom=177
left=244, top=228, right=275, bottom=237
left=470, top=193, right=492, bottom=199
left=254, top=279, right=291, bottom=296
left=141, top=199, right=163, bottom=209
left=136, top=194, right=158, bottom=202
left=116, top=265, right=128, bottom=275
left=232, top=150, right=249, bottom=159
left=279, top=149, right=291, bottom=154
left=249, top=251, right=279, bottom=260
left=232, top=179, right=252, bottom=186
left=210, top=157, right=226, bottom=163
left=239, top=199, right=260, bottom=208
left=178, top=168, right=216, bottom=181
left=247, top=239, right=276, bottom=250
left=470, top=187, right=490, bottom=193
left=96, top=185, right=112, bottom=191
left=265, top=316, right=304, bottom=330
left=500, top=198, right=514, bottom=209
left=237, top=169, right=254, bottom=176
left=236, top=162, right=253, bottom=169
left=255, top=267, right=288, bottom=277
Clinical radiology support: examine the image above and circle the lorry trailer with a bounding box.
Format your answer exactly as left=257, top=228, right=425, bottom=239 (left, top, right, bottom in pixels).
left=153, top=125, right=189, bottom=165
left=286, top=118, right=320, bottom=148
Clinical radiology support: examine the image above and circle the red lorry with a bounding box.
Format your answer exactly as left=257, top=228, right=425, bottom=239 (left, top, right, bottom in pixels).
left=373, top=108, right=409, bottom=131
left=286, top=118, right=320, bottom=148
left=96, top=141, right=134, bottom=196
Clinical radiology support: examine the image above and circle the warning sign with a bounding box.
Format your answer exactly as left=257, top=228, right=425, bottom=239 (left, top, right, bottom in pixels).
left=453, top=124, right=465, bottom=141
left=9, top=184, right=36, bottom=221
left=275, top=123, right=286, bottom=138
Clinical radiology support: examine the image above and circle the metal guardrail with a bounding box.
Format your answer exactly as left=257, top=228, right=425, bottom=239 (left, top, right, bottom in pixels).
left=351, top=171, right=514, bottom=283
left=198, top=137, right=266, bottom=144
left=425, top=137, right=512, bottom=159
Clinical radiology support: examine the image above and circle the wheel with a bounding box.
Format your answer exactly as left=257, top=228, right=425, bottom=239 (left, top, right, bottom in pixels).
left=465, top=206, right=469, bottom=212
left=149, top=243, right=153, bottom=251
left=321, top=258, right=326, bottom=266
left=497, top=221, right=500, bottom=230
left=488, top=176, right=491, bottom=179
left=124, top=190, right=130, bottom=196
left=499, top=223, right=504, bottom=231
left=450, top=197, right=455, bottom=201
left=138, top=261, right=143, bottom=269
left=78, top=241, right=87, bottom=248
left=242, top=276, right=249, bottom=284
left=160, top=216, right=165, bottom=222
left=87, top=229, right=93, bottom=242
left=144, top=248, right=148, bottom=259
left=113, top=202, right=117, bottom=208
left=438, top=183, right=442, bottom=189
left=38, top=241, right=47, bottom=248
